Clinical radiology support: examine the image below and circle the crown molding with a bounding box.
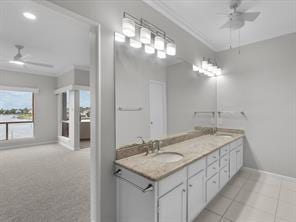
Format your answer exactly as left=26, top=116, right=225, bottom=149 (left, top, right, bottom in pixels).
left=143, top=0, right=218, bottom=52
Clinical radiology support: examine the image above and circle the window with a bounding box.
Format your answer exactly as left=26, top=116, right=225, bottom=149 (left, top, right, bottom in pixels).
left=61, top=91, right=69, bottom=138
left=80, top=90, right=90, bottom=121
left=0, top=90, right=34, bottom=140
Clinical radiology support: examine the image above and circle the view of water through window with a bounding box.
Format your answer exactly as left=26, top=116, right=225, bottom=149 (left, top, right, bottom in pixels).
left=0, top=90, right=34, bottom=140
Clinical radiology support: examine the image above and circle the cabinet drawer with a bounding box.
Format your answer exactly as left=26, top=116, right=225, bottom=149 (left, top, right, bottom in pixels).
left=220, top=145, right=229, bottom=157
left=220, top=155, right=229, bottom=168
left=207, top=150, right=219, bottom=166
left=207, top=161, right=219, bottom=178
left=188, top=158, right=206, bottom=178
left=206, top=173, right=219, bottom=203
left=220, top=165, right=229, bottom=188
left=230, top=138, right=243, bottom=150
left=158, top=167, right=187, bottom=197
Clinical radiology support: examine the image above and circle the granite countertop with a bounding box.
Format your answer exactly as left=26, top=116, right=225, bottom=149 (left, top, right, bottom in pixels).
left=115, top=133, right=244, bottom=181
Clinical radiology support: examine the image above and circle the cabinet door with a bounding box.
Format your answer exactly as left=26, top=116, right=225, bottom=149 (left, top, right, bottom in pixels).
left=236, top=146, right=243, bottom=171
left=229, top=149, right=237, bottom=178
left=158, top=183, right=187, bottom=222
left=206, top=173, right=219, bottom=203
left=188, top=170, right=205, bottom=222
left=220, top=165, right=229, bottom=188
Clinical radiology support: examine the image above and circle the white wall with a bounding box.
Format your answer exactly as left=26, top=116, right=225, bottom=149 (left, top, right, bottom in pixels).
left=48, top=1, right=215, bottom=221
left=57, top=68, right=90, bottom=88
left=0, top=69, right=57, bottom=149
left=167, top=62, right=217, bottom=134
left=217, top=33, right=296, bottom=178
left=115, top=44, right=167, bottom=147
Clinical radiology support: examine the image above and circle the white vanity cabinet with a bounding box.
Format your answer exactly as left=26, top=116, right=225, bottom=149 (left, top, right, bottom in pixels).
left=116, top=137, right=244, bottom=222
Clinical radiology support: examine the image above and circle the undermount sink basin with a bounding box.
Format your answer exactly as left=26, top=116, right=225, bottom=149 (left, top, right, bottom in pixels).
left=153, top=152, right=184, bottom=163
left=214, top=134, right=233, bottom=139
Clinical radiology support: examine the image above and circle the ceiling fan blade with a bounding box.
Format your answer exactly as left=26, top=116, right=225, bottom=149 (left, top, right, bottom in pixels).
left=242, top=12, right=260, bottom=21
left=20, top=54, right=31, bottom=60
left=23, top=61, right=54, bottom=68
left=220, top=20, right=232, bottom=29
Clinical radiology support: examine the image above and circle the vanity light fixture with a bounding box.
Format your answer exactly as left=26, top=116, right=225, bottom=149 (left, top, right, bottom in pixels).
left=157, top=50, right=166, bottom=59
left=145, top=45, right=155, bottom=54
left=192, top=64, right=199, bottom=72
left=216, top=68, right=222, bottom=76
left=130, top=39, right=142, bottom=48
left=202, top=59, right=209, bottom=70
left=122, top=17, right=136, bottom=37
left=23, top=12, right=36, bottom=20
left=140, top=27, right=151, bottom=44
left=193, top=57, right=222, bottom=77
left=119, top=12, right=176, bottom=59
left=166, top=42, right=176, bottom=56
left=115, top=32, right=126, bottom=42
left=154, top=36, right=165, bottom=51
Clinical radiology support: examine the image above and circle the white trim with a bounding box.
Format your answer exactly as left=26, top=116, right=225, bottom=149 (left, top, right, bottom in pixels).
left=0, top=140, right=58, bottom=151
left=143, top=0, right=217, bottom=52
left=59, top=65, right=90, bottom=76
left=0, top=85, right=40, bottom=93
left=54, top=84, right=90, bottom=94
left=242, top=167, right=296, bottom=183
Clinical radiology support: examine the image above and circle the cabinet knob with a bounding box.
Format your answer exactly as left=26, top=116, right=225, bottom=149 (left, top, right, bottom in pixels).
left=224, top=170, right=228, bottom=173
left=189, top=184, right=193, bottom=187
left=182, top=189, right=186, bottom=192
left=213, top=167, right=216, bottom=170
left=213, top=181, right=217, bottom=184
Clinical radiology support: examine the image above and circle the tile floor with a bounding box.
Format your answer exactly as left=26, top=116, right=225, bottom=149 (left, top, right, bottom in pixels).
left=194, top=169, right=296, bottom=222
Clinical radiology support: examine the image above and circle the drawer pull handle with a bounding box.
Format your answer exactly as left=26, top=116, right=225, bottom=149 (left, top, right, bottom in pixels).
left=189, top=184, right=193, bottom=187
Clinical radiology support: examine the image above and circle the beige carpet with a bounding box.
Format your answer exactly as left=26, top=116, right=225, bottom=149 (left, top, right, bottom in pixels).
left=0, top=144, right=90, bottom=222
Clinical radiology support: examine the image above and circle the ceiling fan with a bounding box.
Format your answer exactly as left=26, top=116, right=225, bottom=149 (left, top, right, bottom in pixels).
left=220, top=0, right=260, bottom=30
left=4, top=45, right=54, bottom=68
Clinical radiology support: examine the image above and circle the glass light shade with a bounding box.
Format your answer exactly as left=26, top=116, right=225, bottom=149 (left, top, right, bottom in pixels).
left=140, top=27, right=151, bottom=44
left=202, top=60, right=209, bottom=70
left=145, top=45, right=155, bottom=54
left=154, top=36, right=165, bottom=50
left=207, top=63, right=214, bottom=72
left=129, top=39, right=142, bottom=48
left=122, top=17, right=135, bottom=37
left=115, top=32, right=126, bottom=42
left=23, top=12, right=36, bottom=20
left=157, top=50, right=166, bottom=59
left=192, top=65, right=199, bottom=72
left=216, top=68, right=222, bottom=76
left=166, top=42, right=176, bottom=56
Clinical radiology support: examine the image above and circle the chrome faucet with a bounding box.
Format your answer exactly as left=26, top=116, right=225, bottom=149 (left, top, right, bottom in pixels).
left=137, top=136, right=146, bottom=144
left=151, top=140, right=160, bottom=153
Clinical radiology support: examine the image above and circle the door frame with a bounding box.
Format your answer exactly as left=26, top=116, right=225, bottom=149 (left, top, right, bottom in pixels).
left=149, top=80, right=167, bottom=138
left=33, top=1, right=101, bottom=221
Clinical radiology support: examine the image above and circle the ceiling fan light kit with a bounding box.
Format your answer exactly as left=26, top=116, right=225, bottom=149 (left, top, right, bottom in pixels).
left=116, top=12, right=176, bottom=58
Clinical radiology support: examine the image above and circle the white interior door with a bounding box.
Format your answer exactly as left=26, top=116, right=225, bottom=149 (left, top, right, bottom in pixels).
left=149, top=80, right=167, bottom=139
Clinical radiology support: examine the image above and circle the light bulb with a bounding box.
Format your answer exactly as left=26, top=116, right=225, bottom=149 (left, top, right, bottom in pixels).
left=192, top=65, right=199, bottom=72
left=129, top=39, right=142, bottom=48
left=145, top=45, right=155, bottom=54
left=216, top=68, right=222, bottom=76
left=202, top=60, right=209, bottom=70
left=122, top=17, right=135, bottom=37
left=115, top=32, right=125, bottom=42
left=23, top=12, right=36, bottom=20
left=157, top=50, right=166, bottom=59
left=166, top=42, right=176, bottom=56
left=154, top=36, right=165, bottom=50
left=9, top=60, right=24, bottom=65
left=140, top=27, right=151, bottom=44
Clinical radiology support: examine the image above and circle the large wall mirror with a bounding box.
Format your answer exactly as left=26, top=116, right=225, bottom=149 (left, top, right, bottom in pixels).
left=115, top=35, right=217, bottom=149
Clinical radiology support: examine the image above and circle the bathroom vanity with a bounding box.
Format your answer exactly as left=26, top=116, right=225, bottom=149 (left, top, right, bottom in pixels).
left=115, top=134, right=243, bottom=222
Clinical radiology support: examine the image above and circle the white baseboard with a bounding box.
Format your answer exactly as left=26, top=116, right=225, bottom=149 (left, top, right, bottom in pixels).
left=0, top=140, right=58, bottom=151
left=242, top=166, right=296, bottom=183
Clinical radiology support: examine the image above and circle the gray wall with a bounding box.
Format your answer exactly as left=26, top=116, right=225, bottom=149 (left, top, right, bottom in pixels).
left=167, top=62, right=217, bottom=134
left=0, top=69, right=57, bottom=149
left=115, top=44, right=167, bottom=147
left=57, top=68, right=90, bottom=88
left=217, top=33, right=296, bottom=178
left=48, top=1, right=215, bottom=222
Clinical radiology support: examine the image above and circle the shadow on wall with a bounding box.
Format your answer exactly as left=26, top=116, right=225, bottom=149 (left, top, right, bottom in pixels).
left=243, top=138, right=259, bottom=170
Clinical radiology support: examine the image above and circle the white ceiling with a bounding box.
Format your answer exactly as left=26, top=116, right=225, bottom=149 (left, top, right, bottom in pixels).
left=0, top=1, right=90, bottom=76
left=145, top=0, right=296, bottom=51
